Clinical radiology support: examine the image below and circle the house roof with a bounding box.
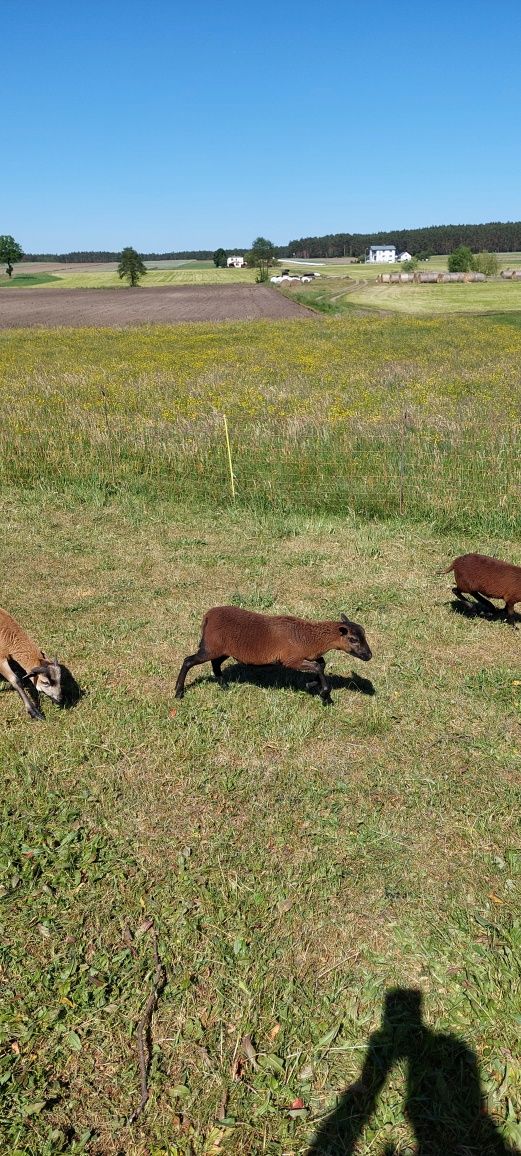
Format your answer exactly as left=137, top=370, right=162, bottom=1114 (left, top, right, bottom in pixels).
left=369, top=243, right=395, bottom=251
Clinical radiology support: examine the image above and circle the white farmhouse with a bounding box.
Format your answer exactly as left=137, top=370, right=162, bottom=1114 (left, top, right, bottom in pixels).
left=227, top=255, right=245, bottom=268
left=367, top=244, right=396, bottom=263
left=397, top=250, right=413, bottom=262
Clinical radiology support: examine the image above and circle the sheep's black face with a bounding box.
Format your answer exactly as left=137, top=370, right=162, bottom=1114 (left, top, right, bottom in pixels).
left=339, top=618, right=372, bottom=662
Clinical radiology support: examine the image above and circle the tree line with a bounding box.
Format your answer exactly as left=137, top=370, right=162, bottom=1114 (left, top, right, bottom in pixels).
left=285, top=221, right=521, bottom=259
left=17, top=220, right=521, bottom=265
left=22, top=249, right=217, bottom=263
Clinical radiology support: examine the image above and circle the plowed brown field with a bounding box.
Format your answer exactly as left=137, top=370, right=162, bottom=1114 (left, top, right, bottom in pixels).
left=0, top=284, right=309, bottom=327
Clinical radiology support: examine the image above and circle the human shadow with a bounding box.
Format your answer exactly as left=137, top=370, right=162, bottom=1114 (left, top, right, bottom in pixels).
left=190, top=663, right=375, bottom=699
left=307, top=988, right=518, bottom=1156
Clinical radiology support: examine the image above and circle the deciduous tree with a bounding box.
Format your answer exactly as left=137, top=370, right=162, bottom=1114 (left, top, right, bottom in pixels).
left=0, top=235, right=23, bottom=277
left=472, top=252, right=499, bottom=276
left=249, top=236, right=277, bottom=282
left=118, top=247, right=147, bottom=287
left=448, top=245, right=474, bottom=273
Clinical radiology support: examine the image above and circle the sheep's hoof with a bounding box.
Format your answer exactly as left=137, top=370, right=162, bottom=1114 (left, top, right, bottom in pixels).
left=174, top=689, right=185, bottom=700
left=29, top=707, right=44, bottom=721
left=321, top=693, right=333, bottom=707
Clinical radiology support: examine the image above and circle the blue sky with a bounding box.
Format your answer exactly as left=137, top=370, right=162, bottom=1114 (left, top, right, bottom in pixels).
left=5, top=0, right=521, bottom=252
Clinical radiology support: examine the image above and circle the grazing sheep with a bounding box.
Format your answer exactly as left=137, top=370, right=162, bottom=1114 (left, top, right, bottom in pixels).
left=441, top=554, right=521, bottom=625
left=0, top=607, right=75, bottom=720
left=175, top=605, right=372, bottom=705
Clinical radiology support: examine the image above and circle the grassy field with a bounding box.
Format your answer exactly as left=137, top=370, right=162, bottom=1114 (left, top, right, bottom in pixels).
left=1, top=314, right=520, bottom=532
left=342, top=280, right=521, bottom=315
left=0, top=273, right=62, bottom=288
left=1, top=314, right=520, bottom=1154
left=289, top=279, right=521, bottom=317
left=0, top=266, right=255, bottom=289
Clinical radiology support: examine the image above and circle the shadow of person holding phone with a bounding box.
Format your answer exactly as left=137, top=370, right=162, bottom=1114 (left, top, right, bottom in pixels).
left=308, top=988, right=518, bottom=1155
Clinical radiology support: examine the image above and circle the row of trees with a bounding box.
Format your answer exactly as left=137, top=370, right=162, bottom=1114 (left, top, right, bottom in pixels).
left=286, top=221, right=521, bottom=260
left=21, top=248, right=216, bottom=262
left=4, top=221, right=517, bottom=280
left=12, top=219, right=521, bottom=267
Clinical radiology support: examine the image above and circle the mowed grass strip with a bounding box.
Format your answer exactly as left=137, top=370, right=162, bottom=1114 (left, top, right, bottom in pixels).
left=4, top=267, right=257, bottom=289
left=0, top=490, right=520, bottom=1154
left=345, top=279, right=521, bottom=315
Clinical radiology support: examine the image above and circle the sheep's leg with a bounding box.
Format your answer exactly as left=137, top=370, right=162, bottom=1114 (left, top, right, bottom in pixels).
left=505, top=601, right=518, bottom=628
left=471, top=590, right=497, bottom=614
left=452, top=586, right=471, bottom=603
left=286, top=658, right=332, bottom=705
left=211, top=656, right=229, bottom=686
left=175, top=648, right=208, bottom=699
left=304, top=655, right=325, bottom=691
left=0, top=658, right=44, bottom=721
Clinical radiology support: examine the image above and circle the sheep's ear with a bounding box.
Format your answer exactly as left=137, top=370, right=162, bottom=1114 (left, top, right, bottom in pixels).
left=340, top=613, right=351, bottom=625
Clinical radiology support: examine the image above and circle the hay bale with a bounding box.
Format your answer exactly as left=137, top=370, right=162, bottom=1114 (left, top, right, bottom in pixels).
left=501, top=269, right=513, bottom=278
left=380, top=274, right=391, bottom=283
left=417, top=272, right=438, bottom=283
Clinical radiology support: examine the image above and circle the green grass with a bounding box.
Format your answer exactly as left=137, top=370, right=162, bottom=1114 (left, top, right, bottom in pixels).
left=1, top=489, right=520, bottom=1154
left=0, top=273, right=62, bottom=287
left=345, top=279, right=521, bottom=315
left=21, top=267, right=256, bottom=288
left=0, top=315, right=520, bottom=535
left=1, top=312, right=520, bottom=1151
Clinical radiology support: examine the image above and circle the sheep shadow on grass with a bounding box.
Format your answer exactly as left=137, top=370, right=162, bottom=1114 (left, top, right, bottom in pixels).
left=449, top=597, right=520, bottom=626
left=189, top=662, right=375, bottom=700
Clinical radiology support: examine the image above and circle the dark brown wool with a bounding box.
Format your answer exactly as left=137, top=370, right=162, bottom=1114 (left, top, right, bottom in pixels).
left=175, top=605, right=372, bottom=705
left=442, top=553, right=521, bottom=624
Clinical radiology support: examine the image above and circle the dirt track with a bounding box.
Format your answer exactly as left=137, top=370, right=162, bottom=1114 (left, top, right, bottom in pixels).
left=0, top=285, right=310, bottom=328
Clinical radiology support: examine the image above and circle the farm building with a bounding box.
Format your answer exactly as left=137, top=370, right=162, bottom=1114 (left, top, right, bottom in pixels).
left=367, top=244, right=396, bottom=263
left=227, top=255, right=245, bottom=268
left=397, top=250, right=413, bottom=262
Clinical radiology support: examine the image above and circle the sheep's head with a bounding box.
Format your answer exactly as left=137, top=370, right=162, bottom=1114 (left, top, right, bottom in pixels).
left=24, top=658, right=64, bottom=704
left=337, top=614, right=372, bottom=662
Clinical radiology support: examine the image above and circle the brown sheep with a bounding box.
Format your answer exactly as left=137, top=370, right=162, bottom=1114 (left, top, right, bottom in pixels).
left=175, top=605, right=372, bottom=705
left=441, top=554, right=521, bottom=625
left=0, top=607, right=76, bottom=720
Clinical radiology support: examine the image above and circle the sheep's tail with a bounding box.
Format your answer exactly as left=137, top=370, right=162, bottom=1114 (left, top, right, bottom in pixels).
left=435, top=561, right=455, bottom=577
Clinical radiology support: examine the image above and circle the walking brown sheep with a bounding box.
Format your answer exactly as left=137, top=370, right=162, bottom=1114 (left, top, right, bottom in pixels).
left=175, top=605, right=372, bottom=705
left=441, top=553, right=521, bottom=625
